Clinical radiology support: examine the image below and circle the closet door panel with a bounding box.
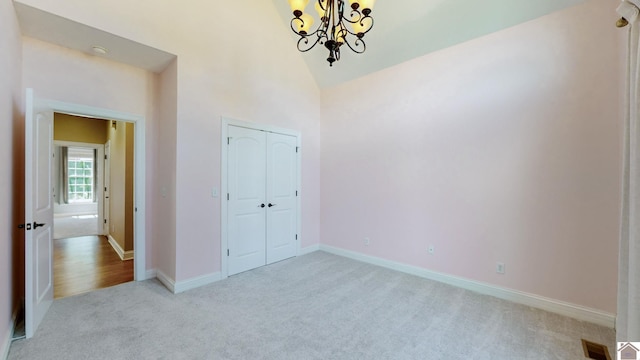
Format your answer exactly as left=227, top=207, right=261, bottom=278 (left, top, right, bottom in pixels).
left=228, top=126, right=267, bottom=275
left=266, top=132, right=298, bottom=264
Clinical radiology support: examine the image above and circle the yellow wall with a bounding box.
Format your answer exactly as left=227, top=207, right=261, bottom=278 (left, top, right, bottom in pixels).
left=54, top=113, right=108, bottom=143
left=108, top=121, right=135, bottom=252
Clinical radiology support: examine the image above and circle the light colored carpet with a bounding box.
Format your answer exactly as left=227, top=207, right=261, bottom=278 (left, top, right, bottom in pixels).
left=53, top=215, right=99, bottom=239
left=8, top=251, right=614, bottom=360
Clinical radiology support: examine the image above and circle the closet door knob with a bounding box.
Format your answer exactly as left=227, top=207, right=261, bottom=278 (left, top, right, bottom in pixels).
left=259, top=204, right=266, bottom=208
left=268, top=203, right=276, bottom=208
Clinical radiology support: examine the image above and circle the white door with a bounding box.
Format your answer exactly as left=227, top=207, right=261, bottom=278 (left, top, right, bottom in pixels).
left=227, top=126, right=267, bottom=275
left=25, top=89, right=54, bottom=338
left=103, top=141, right=110, bottom=235
left=266, top=132, right=298, bottom=264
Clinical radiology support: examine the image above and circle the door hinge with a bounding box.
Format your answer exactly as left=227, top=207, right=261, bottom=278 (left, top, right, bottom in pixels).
left=295, top=234, right=298, bottom=240
left=227, top=249, right=230, bottom=256
left=105, top=155, right=108, bottom=160
left=227, top=137, right=231, bottom=145
left=227, top=193, right=230, bottom=201
left=104, top=219, right=107, bottom=224
left=296, top=146, right=299, bottom=153
left=296, top=191, right=298, bottom=197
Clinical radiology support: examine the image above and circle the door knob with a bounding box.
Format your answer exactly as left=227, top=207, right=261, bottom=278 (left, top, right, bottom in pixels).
left=268, top=203, right=277, bottom=208
left=33, top=222, right=45, bottom=229
left=259, top=204, right=266, bottom=208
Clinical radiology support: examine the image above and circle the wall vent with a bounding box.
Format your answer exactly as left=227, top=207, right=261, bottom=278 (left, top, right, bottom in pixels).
left=581, top=339, right=611, bottom=360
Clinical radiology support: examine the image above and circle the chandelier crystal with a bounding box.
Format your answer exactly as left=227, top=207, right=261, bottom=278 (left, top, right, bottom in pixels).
left=288, top=0, right=376, bottom=67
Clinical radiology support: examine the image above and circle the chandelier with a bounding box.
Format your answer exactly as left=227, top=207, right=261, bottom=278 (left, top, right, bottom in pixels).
left=287, top=0, right=376, bottom=66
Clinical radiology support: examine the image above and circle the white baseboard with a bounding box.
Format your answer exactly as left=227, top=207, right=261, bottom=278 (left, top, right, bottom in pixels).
left=299, top=244, right=320, bottom=256
left=156, top=269, right=176, bottom=293
left=2, top=307, right=18, bottom=360
left=155, top=270, right=222, bottom=294
left=319, top=245, right=616, bottom=328
left=174, top=272, right=222, bottom=294
left=144, top=269, right=157, bottom=281
left=107, top=235, right=134, bottom=261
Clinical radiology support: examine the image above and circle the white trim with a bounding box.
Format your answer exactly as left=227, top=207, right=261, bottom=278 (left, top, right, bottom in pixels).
left=174, top=272, right=223, bottom=294
left=156, top=269, right=176, bottom=293
left=145, top=269, right=157, bottom=280
left=295, top=136, right=302, bottom=258
left=1, top=308, right=17, bottom=360
left=155, top=270, right=222, bottom=294
left=299, top=244, right=320, bottom=256
left=319, top=245, right=616, bottom=328
left=44, top=100, right=146, bottom=281
left=220, top=117, right=302, bottom=280
left=107, top=235, right=134, bottom=261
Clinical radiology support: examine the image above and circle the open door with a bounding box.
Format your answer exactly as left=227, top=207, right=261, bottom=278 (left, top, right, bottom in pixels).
left=24, top=88, right=54, bottom=338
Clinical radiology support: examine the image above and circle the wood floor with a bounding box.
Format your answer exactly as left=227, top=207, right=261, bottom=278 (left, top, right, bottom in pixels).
left=54, top=235, right=133, bottom=299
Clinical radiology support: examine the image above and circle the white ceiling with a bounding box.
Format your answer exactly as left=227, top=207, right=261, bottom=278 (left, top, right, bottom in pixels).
left=14, top=0, right=588, bottom=88
left=271, top=0, right=588, bottom=88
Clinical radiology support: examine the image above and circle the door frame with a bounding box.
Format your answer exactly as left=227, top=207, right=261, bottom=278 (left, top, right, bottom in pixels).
left=44, top=99, right=146, bottom=281
left=103, top=140, right=111, bottom=236
left=220, top=117, right=301, bottom=279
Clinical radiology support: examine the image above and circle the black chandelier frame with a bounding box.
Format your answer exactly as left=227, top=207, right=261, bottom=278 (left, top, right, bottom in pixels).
left=290, top=0, right=374, bottom=66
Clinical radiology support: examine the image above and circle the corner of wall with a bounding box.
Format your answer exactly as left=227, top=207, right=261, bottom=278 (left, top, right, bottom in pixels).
left=2, top=0, right=23, bottom=358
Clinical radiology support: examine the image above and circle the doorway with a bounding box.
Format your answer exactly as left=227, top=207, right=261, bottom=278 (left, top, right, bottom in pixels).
left=24, top=92, right=147, bottom=338
left=51, top=114, right=135, bottom=298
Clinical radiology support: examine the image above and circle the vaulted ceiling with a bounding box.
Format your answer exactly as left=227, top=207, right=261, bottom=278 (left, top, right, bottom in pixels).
left=15, top=0, right=589, bottom=89
left=271, top=0, right=588, bottom=87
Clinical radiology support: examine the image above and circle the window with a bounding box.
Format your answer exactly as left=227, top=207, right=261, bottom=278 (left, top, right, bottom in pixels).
left=66, top=147, right=96, bottom=203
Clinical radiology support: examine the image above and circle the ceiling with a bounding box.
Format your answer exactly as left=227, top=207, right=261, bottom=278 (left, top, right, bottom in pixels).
left=14, top=0, right=588, bottom=89
left=14, top=2, right=175, bottom=73
left=271, top=0, right=588, bottom=88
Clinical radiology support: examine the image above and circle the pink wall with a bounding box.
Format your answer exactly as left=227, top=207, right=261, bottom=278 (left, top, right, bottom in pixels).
left=0, top=0, right=22, bottom=354
left=154, top=58, right=178, bottom=279
left=21, top=38, right=156, bottom=115
left=15, top=0, right=322, bottom=282
left=320, top=0, right=623, bottom=313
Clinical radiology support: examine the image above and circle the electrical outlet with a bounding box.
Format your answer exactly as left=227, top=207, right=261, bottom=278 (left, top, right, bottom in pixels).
left=496, top=262, right=505, bottom=274
left=428, top=245, right=435, bottom=255
left=364, top=237, right=370, bottom=246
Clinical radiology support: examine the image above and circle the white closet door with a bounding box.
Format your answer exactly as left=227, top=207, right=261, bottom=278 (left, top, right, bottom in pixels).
left=266, top=132, right=298, bottom=264
left=227, top=126, right=267, bottom=275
